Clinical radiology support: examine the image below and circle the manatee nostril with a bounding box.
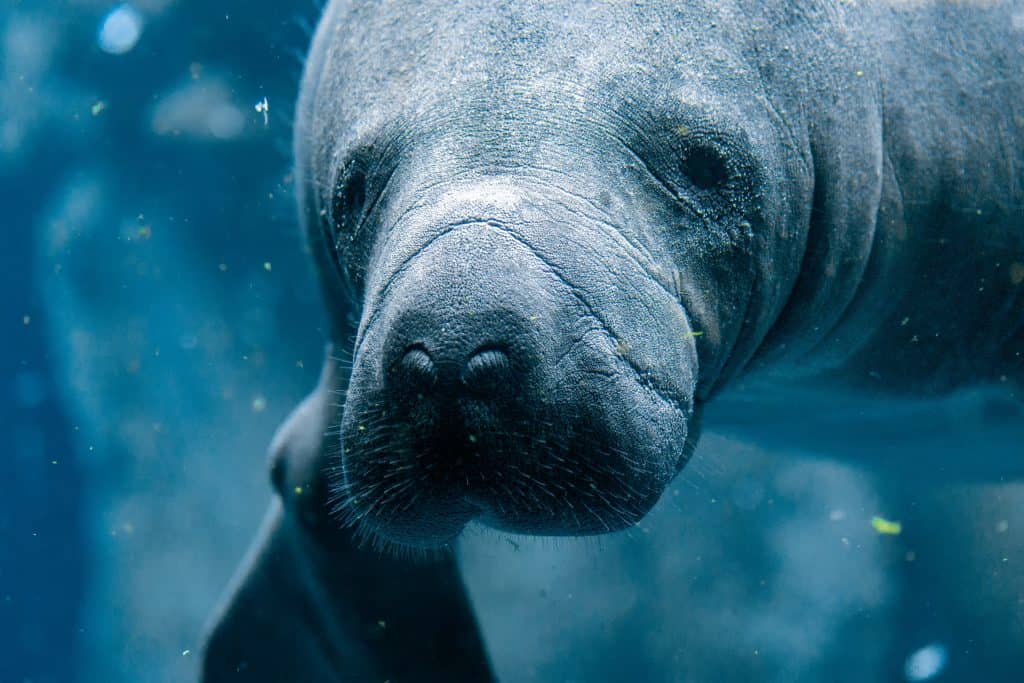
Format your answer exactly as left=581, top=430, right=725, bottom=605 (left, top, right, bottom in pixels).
left=396, top=345, right=437, bottom=389
left=462, top=346, right=512, bottom=396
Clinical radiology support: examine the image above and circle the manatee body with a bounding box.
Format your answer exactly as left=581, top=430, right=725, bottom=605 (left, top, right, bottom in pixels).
left=202, top=1, right=1024, bottom=679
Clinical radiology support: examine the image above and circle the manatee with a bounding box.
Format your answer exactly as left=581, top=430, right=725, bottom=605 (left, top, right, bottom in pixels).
left=201, top=0, right=1024, bottom=679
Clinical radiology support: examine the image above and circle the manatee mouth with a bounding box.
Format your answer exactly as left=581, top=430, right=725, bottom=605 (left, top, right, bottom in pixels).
left=333, top=378, right=676, bottom=551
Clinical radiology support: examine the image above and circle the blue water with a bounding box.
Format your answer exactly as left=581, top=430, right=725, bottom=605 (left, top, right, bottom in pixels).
left=2, top=2, right=1022, bottom=682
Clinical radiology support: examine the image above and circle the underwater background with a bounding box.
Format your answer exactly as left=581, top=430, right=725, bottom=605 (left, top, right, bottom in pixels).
left=2, top=1, right=1022, bottom=681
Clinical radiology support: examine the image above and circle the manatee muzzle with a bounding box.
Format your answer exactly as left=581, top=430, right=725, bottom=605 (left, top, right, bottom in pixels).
left=334, top=191, right=696, bottom=550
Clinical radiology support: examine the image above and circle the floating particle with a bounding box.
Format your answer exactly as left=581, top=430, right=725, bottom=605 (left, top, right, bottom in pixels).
left=294, top=486, right=303, bottom=495
left=182, top=649, right=190, bottom=657
left=1009, top=262, right=1024, bottom=285
left=251, top=395, right=267, bottom=412
left=218, top=263, right=228, bottom=272
left=829, top=509, right=846, bottom=521
left=97, top=3, right=143, bottom=55
left=871, top=515, right=902, bottom=535
left=686, top=330, right=704, bottom=337
left=255, top=96, right=269, bottom=126
left=91, top=101, right=107, bottom=117
left=996, top=519, right=1009, bottom=533
left=136, top=225, right=151, bottom=240
left=22, top=315, right=30, bottom=325
left=904, top=642, right=947, bottom=681
left=263, top=261, right=272, bottom=272
left=377, top=620, right=387, bottom=629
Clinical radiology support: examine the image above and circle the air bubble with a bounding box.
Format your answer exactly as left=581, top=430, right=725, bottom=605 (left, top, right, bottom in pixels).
left=97, top=4, right=143, bottom=55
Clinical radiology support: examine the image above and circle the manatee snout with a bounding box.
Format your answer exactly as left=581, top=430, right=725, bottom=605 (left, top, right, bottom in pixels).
left=334, top=188, right=698, bottom=551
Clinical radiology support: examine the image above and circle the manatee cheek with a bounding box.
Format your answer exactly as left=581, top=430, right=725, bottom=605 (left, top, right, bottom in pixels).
left=541, top=331, right=693, bottom=528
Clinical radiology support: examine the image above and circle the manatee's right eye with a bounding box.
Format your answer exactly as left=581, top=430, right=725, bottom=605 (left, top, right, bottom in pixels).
left=322, top=148, right=392, bottom=296
left=331, top=165, right=368, bottom=239
left=322, top=138, right=401, bottom=293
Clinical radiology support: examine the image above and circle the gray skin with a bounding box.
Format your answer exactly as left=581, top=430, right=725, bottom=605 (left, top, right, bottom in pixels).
left=201, top=0, right=1024, bottom=680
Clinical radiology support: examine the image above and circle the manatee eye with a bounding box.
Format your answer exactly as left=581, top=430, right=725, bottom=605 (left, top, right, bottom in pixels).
left=323, top=164, right=369, bottom=291
left=332, top=168, right=367, bottom=232
left=680, top=145, right=730, bottom=190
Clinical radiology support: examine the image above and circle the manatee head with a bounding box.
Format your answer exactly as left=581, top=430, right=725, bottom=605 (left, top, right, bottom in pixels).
left=294, top=1, right=818, bottom=550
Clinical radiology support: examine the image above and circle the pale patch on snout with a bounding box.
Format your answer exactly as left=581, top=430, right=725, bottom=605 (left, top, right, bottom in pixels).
left=431, top=179, right=528, bottom=222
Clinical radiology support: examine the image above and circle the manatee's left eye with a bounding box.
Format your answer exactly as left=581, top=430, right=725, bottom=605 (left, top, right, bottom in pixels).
left=626, top=112, right=762, bottom=221
left=680, top=144, right=730, bottom=190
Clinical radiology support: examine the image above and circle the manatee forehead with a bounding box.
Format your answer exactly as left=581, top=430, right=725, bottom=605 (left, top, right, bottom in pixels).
left=320, top=0, right=750, bottom=86
left=310, top=0, right=766, bottom=149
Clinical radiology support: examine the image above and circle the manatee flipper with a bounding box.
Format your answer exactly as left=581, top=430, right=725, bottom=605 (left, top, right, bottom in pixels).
left=201, top=350, right=494, bottom=682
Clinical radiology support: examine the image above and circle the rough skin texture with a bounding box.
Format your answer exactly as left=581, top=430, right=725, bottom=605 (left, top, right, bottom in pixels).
left=202, top=1, right=1023, bottom=679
